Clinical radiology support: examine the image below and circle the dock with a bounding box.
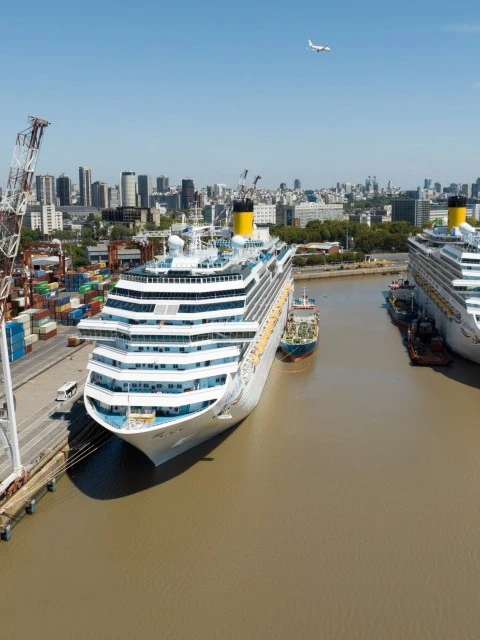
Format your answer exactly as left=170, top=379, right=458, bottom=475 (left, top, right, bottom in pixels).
left=293, top=264, right=407, bottom=280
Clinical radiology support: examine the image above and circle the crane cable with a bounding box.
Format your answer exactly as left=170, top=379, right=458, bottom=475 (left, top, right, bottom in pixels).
left=0, top=430, right=113, bottom=515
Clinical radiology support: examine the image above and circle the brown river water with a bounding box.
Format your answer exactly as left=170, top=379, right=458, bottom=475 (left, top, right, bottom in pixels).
left=2, top=275, right=480, bottom=640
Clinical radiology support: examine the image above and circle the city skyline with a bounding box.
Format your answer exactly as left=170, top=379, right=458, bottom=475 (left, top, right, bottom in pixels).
left=1, top=0, right=480, bottom=188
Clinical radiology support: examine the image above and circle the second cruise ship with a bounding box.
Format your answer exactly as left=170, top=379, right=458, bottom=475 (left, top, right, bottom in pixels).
left=78, top=199, right=295, bottom=465
left=408, top=195, right=480, bottom=363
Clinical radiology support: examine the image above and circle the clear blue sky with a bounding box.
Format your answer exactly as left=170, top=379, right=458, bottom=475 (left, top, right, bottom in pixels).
left=1, top=0, right=480, bottom=190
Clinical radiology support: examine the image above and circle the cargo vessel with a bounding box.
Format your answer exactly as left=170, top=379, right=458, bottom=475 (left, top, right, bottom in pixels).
left=78, top=198, right=295, bottom=465
left=280, top=287, right=319, bottom=362
left=385, top=292, right=418, bottom=328
left=408, top=195, right=480, bottom=363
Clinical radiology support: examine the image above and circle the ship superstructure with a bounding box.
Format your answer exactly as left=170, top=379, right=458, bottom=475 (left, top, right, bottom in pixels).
left=78, top=199, right=295, bottom=465
left=408, top=195, right=480, bottom=363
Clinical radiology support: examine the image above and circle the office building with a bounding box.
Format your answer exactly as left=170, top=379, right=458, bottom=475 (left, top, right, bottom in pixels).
left=101, top=206, right=160, bottom=229
left=280, top=183, right=287, bottom=191
left=156, top=175, right=169, bottom=193
left=25, top=204, right=63, bottom=235
left=165, top=193, right=182, bottom=209
left=392, top=199, right=431, bottom=227
left=181, top=179, right=195, bottom=210
left=35, top=174, right=55, bottom=205
left=121, top=171, right=137, bottom=207
left=108, top=186, right=120, bottom=209
left=254, top=204, right=277, bottom=225
left=56, top=174, right=71, bottom=206
left=91, top=181, right=109, bottom=209
left=79, top=166, right=92, bottom=206
left=294, top=179, right=301, bottom=190
left=278, top=202, right=344, bottom=227
left=203, top=203, right=228, bottom=224
left=138, top=175, right=152, bottom=208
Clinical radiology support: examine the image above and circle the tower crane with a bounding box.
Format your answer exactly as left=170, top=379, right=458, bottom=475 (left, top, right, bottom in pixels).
left=252, top=175, right=261, bottom=191
left=236, top=169, right=248, bottom=198
left=0, top=117, right=49, bottom=499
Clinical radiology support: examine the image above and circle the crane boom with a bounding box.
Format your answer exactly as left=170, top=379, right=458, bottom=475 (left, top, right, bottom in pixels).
left=0, top=117, right=49, bottom=323
left=0, top=117, right=48, bottom=488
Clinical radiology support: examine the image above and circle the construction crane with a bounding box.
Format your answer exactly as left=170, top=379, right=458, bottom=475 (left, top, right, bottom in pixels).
left=0, top=117, right=49, bottom=499
left=236, top=169, right=248, bottom=198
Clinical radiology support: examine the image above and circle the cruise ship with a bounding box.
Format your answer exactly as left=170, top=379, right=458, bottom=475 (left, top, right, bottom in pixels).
left=78, top=200, right=295, bottom=465
left=408, top=195, right=480, bottom=363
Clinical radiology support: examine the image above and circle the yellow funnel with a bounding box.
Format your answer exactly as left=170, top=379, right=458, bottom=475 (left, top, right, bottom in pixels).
left=448, top=195, right=466, bottom=230
left=233, top=198, right=254, bottom=236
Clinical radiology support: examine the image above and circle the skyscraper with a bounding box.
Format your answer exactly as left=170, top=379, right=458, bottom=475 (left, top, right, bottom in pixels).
left=156, top=175, right=169, bottom=193
left=79, top=166, right=92, bottom=206
left=181, top=179, right=195, bottom=210
left=91, top=181, right=109, bottom=209
left=56, top=174, right=71, bottom=206
left=108, top=186, right=120, bottom=209
left=138, top=175, right=152, bottom=207
left=294, top=178, right=301, bottom=190
left=121, top=171, right=137, bottom=207
left=35, top=174, right=55, bottom=205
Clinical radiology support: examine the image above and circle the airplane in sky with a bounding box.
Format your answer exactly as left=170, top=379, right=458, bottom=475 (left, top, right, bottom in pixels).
left=308, top=39, right=331, bottom=53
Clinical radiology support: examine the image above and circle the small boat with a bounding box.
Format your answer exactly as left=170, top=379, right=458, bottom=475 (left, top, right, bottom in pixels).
left=280, top=287, right=319, bottom=363
left=386, top=292, right=418, bottom=328
left=407, top=314, right=451, bottom=366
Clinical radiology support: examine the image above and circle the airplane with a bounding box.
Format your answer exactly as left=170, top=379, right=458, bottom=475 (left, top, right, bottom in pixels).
left=308, top=39, right=331, bottom=53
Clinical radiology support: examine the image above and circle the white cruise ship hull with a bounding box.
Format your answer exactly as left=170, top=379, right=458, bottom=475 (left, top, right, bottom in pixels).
left=84, top=293, right=290, bottom=466
left=413, top=278, right=480, bottom=364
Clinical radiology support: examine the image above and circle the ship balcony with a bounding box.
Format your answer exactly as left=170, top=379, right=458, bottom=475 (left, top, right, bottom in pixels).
left=78, top=318, right=259, bottom=342
left=87, top=359, right=238, bottom=382
left=84, top=380, right=225, bottom=408
left=91, top=344, right=240, bottom=365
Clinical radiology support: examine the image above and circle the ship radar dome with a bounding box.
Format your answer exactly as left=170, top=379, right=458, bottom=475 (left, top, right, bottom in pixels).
left=231, top=235, right=246, bottom=254
left=168, top=235, right=184, bottom=257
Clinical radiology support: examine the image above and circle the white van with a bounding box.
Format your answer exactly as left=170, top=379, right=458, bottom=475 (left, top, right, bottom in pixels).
left=56, top=381, right=78, bottom=401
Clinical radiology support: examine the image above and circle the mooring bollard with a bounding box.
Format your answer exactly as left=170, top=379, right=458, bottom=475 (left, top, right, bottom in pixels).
left=1, top=524, right=12, bottom=541
left=25, top=499, right=36, bottom=515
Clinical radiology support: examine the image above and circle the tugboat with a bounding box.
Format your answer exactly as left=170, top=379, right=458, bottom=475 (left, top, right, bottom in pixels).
left=407, top=314, right=451, bottom=366
left=280, top=287, right=319, bottom=362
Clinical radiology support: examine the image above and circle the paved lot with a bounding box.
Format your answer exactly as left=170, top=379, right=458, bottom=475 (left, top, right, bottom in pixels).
left=0, top=331, right=94, bottom=483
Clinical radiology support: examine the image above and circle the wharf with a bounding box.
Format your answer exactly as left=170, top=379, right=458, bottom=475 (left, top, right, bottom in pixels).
left=293, top=264, right=407, bottom=281
left=0, top=326, right=94, bottom=508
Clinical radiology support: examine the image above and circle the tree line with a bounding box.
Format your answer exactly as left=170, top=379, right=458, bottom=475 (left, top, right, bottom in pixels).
left=271, top=219, right=421, bottom=254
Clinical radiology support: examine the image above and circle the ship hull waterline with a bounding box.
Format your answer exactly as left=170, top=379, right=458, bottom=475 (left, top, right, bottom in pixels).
left=412, top=276, right=480, bottom=365
left=279, top=339, right=317, bottom=363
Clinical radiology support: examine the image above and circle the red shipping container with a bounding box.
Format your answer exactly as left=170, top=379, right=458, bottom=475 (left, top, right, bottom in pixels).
left=39, top=329, right=57, bottom=340
left=32, top=309, right=50, bottom=320
left=25, top=344, right=32, bottom=353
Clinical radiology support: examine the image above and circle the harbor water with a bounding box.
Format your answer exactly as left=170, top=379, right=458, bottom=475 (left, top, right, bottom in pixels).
left=2, top=275, right=480, bottom=639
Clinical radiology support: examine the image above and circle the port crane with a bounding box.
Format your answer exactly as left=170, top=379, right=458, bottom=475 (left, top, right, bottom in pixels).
left=0, top=117, right=49, bottom=499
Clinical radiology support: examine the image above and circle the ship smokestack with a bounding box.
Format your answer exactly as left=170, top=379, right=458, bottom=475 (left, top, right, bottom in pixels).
left=233, top=198, right=254, bottom=237
left=448, top=195, right=467, bottom=230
